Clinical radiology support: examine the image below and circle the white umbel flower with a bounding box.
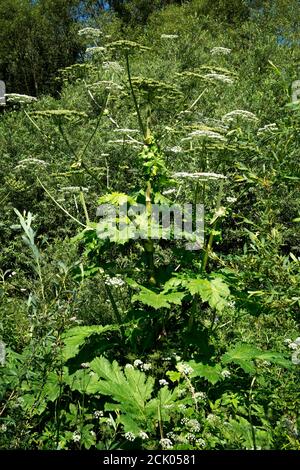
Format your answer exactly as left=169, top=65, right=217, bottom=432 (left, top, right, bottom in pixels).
left=210, top=47, right=232, bottom=55
left=182, top=129, right=227, bottom=142
left=173, top=172, right=227, bottom=180
left=223, top=109, right=258, bottom=122
left=204, top=73, right=234, bottom=84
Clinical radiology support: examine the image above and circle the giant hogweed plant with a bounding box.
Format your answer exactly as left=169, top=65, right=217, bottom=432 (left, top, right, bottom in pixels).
left=1, top=37, right=296, bottom=450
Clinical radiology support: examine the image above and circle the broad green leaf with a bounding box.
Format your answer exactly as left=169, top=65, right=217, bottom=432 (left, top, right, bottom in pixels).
left=188, top=360, right=222, bottom=385
left=62, top=325, right=117, bottom=361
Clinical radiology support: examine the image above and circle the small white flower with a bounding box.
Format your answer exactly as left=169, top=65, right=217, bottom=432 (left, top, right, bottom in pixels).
left=161, top=34, right=179, bottom=39
left=178, top=404, right=187, bottom=410
left=288, top=343, right=298, bottom=350
left=78, top=27, right=102, bottom=38
left=194, top=391, right=207, bottom=400
left=124, top=432, right=135, bottom=442
left=173, top=171, right=227, bottom=180
left=222, top=109, right=258, bottom=122
left=5, top=93, right=37, bottom=103
left=104, top=276, right=125, bottom=287
left=204, top=73, right=234, bottom=84
left=125, top=363, right=134, bottom=370
left=187, top=419, right=201, bottom=432
left=159, top=379, right=169, bottom=387
left=160, top=438, right=173, bottom=449
left=133, top=359, right=143, bottom=368
left=291, top=350, right=300, bottom=365
left=72, top=431, right=81, bottom=442
left=0, top=424, right=7, bottom=432
left=221, top=369, right=231, bottom=378
left=206, top=413, right=217, bottom=423
left=196, top=438, right=206, bottom=447
left=177, top=363, right=194, bottom=375
left=284, top=338, right=292, bottom=344
left=81, top=362, right=90, bottom=369
left=210, top=47, right=232, bottom=55
left=142, top=363, right=152, bottom=371
left=257, top=123, right=278, bottom=134
left=182, top=129, right=227, bottom=142
left=139, top=431, right=148, bottom=440
left=167, top=146, right=183, bottom=153
left=226, top=197, right=237, bottom=203
left=94, top=410, right=104, bottom=419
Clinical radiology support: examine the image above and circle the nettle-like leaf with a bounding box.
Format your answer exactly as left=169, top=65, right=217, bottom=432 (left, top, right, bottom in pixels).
left=188, top=360, right=222, bottom=385
left=163, top=275, right=230, bottom=312
left=88, top=356, right=155, bottom=433
left=222, top=343, right=291, bottom=374
left=131, top=284, right=185, bottom=310
left=62, top=325, right=118, bottom=361
left=98, top=192, right=136, bottom=207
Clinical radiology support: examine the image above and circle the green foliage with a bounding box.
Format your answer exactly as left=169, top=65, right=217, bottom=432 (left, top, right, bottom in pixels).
left=0, top=0, right=299, bottom=452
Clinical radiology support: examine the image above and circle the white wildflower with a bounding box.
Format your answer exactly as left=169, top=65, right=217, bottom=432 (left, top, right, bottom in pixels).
left=182, top=129, right=227, bottom=142
left=194, top=391, right=207, bottom=400
left=167, top=146, right=183, bottom=153
left=17, top=158, right=49, bottom=168
left=210, top=47, right=232, bottom=55
left=104, top=276, right=125, bottom=287
left=125, top=364, right=134, bottom=370
left=81, top=362, right=90, bottom=369
left=222, top=109, right=258, bottom=122
left=206, top=413, right=217, bottom=422
left=196, top=438, right=206, bottom=447
left=162, top=189, right=176, bottom=195
left=161, top=34, right=179, bottom=39
left=139, top=431, right=148, bottom=440
left=226, top=196, right=237, bottom=203
left=5, top=93, right=37, bottom=104
left=187, top=419, right=201, bottom=432
left=102, top=61, right=124, bottom=73
left=204, top=73, right=234, bottom=84
left=0, top=424, right=7, bottom=432
left=177, top=363, right=194, bottom=375
left=160, top=438, right=173, bottom=449
left=186, top=432, right=196, bottom=441
left=72, top=431, right=81, bottom=442
left=113, top=128, right=139, bottom=134
left=142, top=363, right=152, bottom=371
left=78, top=27, right=102, bottom=38
left=86, top=47, right=106, bottom=55
left=288, top=342, right=298, bottom=350
left=173, top=171, right=227, bottom=180
left=159, top=379, right=169, bottom=387
left=178, top=404, right=187, bottom=410
left=257, top=123, right=278, bottom=134
left=284, top=338, right=292, bottom=344
left=94, top=410, right=104, bottom=419
left=133, top=359, right=143, bottom=368
left=292, top=350, right=300, bottom=365
left=221, top=369, right=231, bottom=378
left=124, top=432, right=135, bottom=442
left=181, top=418, right=189, bottom=425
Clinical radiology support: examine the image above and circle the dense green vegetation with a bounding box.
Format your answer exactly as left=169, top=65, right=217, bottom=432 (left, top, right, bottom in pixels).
left=0, top=0, right=299, bottom=450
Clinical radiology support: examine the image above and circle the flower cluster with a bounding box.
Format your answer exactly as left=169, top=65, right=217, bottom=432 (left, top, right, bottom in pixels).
left=159, top=379, right=169, bottom=387
left=94, top=410, right=104, bottom=419
left=257, top=123, right=278, bottom=134
left=133, top=359, right=152, bottom=371
left=104, top=275, right=125, bottom=287
left=78, top=27, right=102, bottom=38
left=124, top=432, right=135, bottom=442
left=204, top=73, right=234, bottom=84
left=285, top=337, right=300, bottom=365
left=159, top=438, right=173, bottom=449
left=182, top=129, right=227, bottom=142
left=221, top=369, right=231, bottom=378
left=210, top=47, right=232, bottom=55
left=72, top=431, right=81, bottom=442
left=177, top=363, right=194, bottom=375
left=222, top=109, right=258, bottom=122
